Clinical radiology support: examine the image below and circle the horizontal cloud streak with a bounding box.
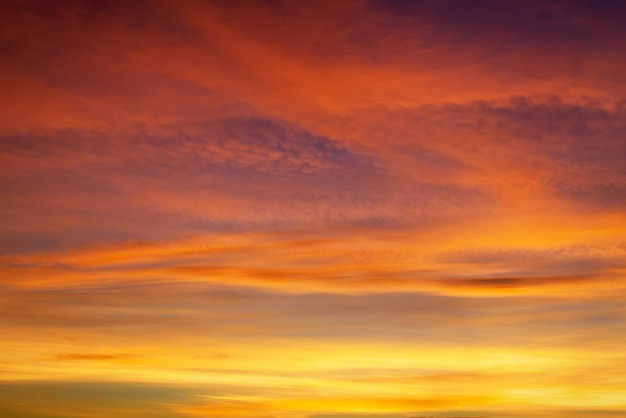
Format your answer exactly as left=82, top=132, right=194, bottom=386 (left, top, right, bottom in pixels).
left=1, top=229, right=625, bottom=298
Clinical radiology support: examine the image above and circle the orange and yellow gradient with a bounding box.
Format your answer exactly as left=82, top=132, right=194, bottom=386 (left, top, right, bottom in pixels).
left=1, top=0, right=626, bottom=417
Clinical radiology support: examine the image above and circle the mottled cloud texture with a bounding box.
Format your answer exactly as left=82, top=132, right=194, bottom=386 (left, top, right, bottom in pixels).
left=1, top=0, right=626, bottom=417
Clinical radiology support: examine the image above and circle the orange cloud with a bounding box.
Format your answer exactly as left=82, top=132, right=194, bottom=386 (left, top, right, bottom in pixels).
left=2, top=227, right=625, bottom=297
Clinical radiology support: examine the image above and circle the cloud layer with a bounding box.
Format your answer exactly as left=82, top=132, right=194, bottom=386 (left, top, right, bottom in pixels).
left=1, top=0, right=626, bottom=416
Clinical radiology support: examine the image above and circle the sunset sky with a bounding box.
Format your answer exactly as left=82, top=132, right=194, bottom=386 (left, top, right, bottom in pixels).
left=1, top=0, right=626, bottom=417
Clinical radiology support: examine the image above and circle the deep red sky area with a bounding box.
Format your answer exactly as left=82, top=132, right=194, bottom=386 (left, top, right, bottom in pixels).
left=1, top=1, right=626, bottom=417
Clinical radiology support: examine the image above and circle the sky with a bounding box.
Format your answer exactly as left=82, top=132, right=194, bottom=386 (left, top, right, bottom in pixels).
left=1, top=0, right=626, bottom=417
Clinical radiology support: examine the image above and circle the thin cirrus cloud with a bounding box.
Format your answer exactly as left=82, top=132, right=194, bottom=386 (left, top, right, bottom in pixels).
left=2, top=228, right=626, bottom=328
left=1, top=0, right=626, bottom=417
